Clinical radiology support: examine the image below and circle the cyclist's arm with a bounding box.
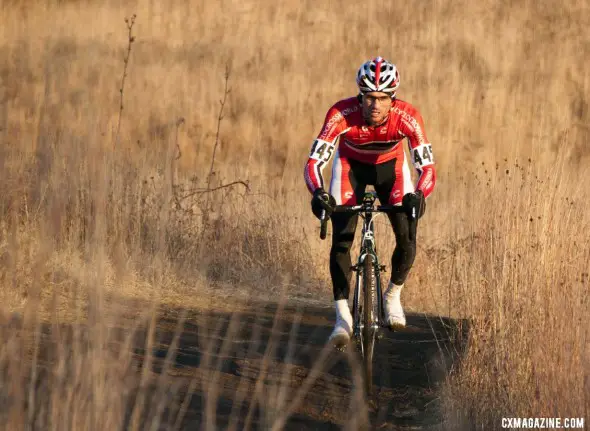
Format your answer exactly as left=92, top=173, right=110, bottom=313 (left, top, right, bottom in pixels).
left=399, top=107, right=436, bottom=198
left=303, top=106, right=347, bottom=193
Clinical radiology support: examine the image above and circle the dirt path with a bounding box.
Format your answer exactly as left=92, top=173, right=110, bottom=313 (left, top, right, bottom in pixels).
left=141, top=300, right=468, bottom=430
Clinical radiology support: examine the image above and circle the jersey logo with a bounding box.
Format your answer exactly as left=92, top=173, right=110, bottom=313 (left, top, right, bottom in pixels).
left=341, top=105, right=360, bottom=116
left=412, top=144, right=434, bottom=168
left=392, top=106, right=426, bottom=144
left=420, top=169, right=434, bottom=190
left=319, top=112, right=344, bottom=140
left=309, top=139, right=335, bottom=162
left=359, top=126, right=371, bottom=138
left=380, top=127, right=387, bottom=134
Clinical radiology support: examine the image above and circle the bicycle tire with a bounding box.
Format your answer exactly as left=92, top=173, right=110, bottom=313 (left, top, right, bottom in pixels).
left=362, top=253, right=376, bottom=395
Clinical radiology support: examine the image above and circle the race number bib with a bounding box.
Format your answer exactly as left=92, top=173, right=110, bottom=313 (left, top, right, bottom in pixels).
left=412, top=144, right=434, bottom=168
left=309, top=139, right=336, bottom=162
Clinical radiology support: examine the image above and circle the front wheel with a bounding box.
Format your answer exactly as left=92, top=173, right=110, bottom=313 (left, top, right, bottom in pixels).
left=362, top=253, right=377, bottom=395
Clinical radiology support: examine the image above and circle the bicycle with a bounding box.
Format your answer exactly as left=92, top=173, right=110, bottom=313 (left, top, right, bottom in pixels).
left=319, top=190, right=410, bottom=395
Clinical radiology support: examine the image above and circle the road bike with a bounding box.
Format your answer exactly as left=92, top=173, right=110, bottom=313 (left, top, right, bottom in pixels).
left=319, top=190, right=407, bottom=394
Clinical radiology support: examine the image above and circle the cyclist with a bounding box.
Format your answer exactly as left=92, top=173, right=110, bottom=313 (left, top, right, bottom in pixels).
left=304, top=56, right=436, bottom=348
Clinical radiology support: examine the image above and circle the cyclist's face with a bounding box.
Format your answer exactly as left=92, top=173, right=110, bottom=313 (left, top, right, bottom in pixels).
left=361, top=92, right=392, bottom=126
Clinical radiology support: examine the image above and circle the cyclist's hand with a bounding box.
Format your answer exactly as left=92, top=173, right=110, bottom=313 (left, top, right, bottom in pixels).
left=311, top=188, right=336, bottom=220
left=402, top=190, right=426, bottom=220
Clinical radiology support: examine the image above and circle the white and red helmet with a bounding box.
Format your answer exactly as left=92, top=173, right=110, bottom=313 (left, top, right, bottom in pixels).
left=356, top=56, right=400, bottom=97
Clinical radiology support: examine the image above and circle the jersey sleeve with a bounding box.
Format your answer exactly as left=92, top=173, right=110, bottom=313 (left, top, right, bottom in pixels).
left=399, top=108, right=436, bottom=198
left=303, top=106, right=347, bottom=193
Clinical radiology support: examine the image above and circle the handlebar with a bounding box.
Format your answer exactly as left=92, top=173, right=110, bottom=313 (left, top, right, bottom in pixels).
left=319, top=204, right=406, bottom=240
left=332, top=204, right=406, bottom=214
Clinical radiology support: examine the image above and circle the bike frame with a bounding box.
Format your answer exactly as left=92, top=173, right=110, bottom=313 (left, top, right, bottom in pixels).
left=319, top=190, right=413, bottom=394
left=320, top=191, right=406, bottom=346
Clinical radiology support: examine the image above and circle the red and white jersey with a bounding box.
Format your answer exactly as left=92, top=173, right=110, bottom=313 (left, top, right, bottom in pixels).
left=304, top=97, right=436, bottom=200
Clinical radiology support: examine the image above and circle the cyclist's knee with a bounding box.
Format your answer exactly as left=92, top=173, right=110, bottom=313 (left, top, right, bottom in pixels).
left=330, top=227, right=356, bottom=255
left=393, top=223, right=415, bottom=250
left=396, top=236, right=416, bottom=255
left=330, top=240, right=354, bottom=256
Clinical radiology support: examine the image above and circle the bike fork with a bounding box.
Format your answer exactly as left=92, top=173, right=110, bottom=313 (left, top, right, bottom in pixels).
left=352, top=264, right=362, bottom=340
left=351, top=258, right=387, bottom=338
left=374, top=261, right=388, bottom=334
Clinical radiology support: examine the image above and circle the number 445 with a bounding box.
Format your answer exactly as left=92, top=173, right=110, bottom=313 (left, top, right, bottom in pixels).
left=413, top=144, right=434, bottom=166
left=310, top=140, right=335, bottom=162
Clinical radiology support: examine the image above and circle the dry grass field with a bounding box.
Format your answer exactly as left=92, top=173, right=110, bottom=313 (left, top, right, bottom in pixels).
left=0, top=0, right=588, bottom=429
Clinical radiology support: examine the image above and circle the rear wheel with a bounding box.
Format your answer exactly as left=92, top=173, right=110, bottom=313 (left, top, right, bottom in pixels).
left=362, top=253, right=376, bottom=395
